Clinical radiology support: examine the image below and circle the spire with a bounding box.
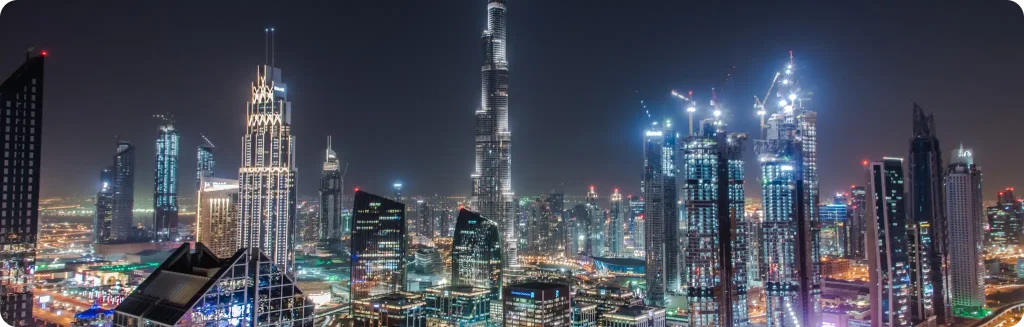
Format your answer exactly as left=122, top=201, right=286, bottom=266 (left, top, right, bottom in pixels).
left=912, top=102, right=936, bottom=138
left=325, top=135, right=337, bottom=161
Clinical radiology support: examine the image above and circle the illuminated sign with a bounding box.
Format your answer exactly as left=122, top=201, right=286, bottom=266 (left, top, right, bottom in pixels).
left=273, top=86, right=285, bottom=92
left=511, top=291, right=535, bottom=298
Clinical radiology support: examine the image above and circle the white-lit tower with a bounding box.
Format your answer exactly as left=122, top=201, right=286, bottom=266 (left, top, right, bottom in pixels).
left=945, top=145, right=984, bottom=318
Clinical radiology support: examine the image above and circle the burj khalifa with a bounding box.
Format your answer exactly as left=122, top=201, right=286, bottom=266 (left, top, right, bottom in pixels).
left=471, top=0, right=516, bottom=269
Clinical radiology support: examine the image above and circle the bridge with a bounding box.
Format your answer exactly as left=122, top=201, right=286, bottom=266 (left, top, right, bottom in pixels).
left=970, top=301, right=1024, bottom=327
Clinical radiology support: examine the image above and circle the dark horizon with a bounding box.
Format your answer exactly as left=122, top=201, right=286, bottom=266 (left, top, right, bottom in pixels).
left=2, top=1, right=1022, bottom=202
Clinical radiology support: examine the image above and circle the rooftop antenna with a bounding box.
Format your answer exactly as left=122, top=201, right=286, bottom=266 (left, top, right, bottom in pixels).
left=264, top=27, right=269, bottom=67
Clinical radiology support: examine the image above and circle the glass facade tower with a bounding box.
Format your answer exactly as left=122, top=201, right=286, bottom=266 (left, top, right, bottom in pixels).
left=906, top=103, right=947, bottom=325
left=94, top=167, right=115, bottom=243
left=350, top=191, right=407, bottom=303
left=320, top=136, right=343, bottom=240
left=112, top=141, right=135, bottom=241
left=642, top=121, right=678, bottom=306
left=866, top=158, right=912, bottom=327
left=681, top=120, right=748, bottom=326
left=153, top=123, right=179, bottom=241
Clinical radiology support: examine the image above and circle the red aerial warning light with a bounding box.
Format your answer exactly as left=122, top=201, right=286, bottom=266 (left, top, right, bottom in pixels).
left=40, top=50, right=48, bottom=57
left=861, top=160, right=868, bottom=166
left=354, top=187, right=360, bottom=192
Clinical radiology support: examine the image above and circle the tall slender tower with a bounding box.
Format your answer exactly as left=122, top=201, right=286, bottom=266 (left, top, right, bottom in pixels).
left=608, top=189, right=625, bottom=256
left=197, top=135, right=215, bottom=189
left=94, top=167, right=115, bottom=243
left=320, top=136, right=343, bottom=240
left=682, top=119, right=748, bottom=327
left=907, top=103, right=948, bottom=325
left=642, top=120, right=678, bottom=306
left=867, top=158, right=912, bottom=327
left=112, top=141, right=135, bottom=241
left=849, top=185, right=867, bottom=260
left=0, top=50, right=43, bottom=327
left=945, top=146, right=985, bottom=318
left=153, top=120, right=179, bottom=241
left=471, top=0, right=516, bottom=269
left=586, top=186, right=604, bottom=257
left=238, top=27, right=297, bottom=274
left=756, top=53, right=820, bottom=327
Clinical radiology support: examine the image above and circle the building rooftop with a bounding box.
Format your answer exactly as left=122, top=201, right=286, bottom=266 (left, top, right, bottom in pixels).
left=508, top=281, right=568, bottom=290
left=605, top=305, right=665, bottom=320
left=426, top=285, right=489, bottom=296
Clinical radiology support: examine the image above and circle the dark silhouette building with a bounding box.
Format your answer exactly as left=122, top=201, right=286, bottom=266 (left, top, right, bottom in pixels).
left=907, top=103, right=948, bottom=325
left=350, top=191, right=407, bottom=305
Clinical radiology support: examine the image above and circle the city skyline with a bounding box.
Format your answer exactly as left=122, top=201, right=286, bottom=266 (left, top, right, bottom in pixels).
left=2, top=1, right=1023, bottom=201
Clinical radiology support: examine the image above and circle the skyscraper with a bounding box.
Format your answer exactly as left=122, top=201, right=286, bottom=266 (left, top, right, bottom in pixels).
left=680, top=119, right=748, bottom=326
left=393, top=182, right=403, bottom=202
left=944, top=146, right=985, bottom=318
left=470, top=0, right=516, bottom=269
left=819, top=196, right=848, bottom=258
left=94, top=167, right=115, bottom=243
left=866, top=158, right=912, bottom=327
left=196, top=177, right=239, bottom=258
left=906, top=103, right=947, bottom=325
left=628, top=195, right=644, bottom=255
left=197, top=135, right=215, bottom=189
left=608, top=189, right=625, bottom=256
left=642, top=121, right=678, bottom=306
left=848, top=185, right=867, bottom=260
left=238, top=36, right=297, bottom=274
left=111, top=141, right=135, bottom=241
left=350, top=191, right=407, bottom=302
left=320, top=136, right=343, bottom=240
left=0, top=50, right=43, bottom=327
left=153, top=121, right=179, bottom=241
left=451, top=208, right=503, bottom=301
left=989, top=184, right=1022, bottom=248
left=503, top=282, right=571, bottom=327
left=756, top=54, right=820, bottom=327
left=586, top=186, right=604, bottom=257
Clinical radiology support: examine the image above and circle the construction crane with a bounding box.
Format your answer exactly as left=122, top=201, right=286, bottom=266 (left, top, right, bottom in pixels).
left=200, top=133, right=215, bottom=148
left=670, top=90, right=697, bottom=135
left=753, top=72, right=781, bottom=139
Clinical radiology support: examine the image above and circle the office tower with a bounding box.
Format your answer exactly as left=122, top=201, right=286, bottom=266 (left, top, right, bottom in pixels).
left=153, top=122, right=179, bottom=241
left=238, top=48, right=297, bottom=274
left=573, top=284, right=643, bottom=316
left=569, top=203, right=589, bottom=256
left=451, top=209, right=503, bottom=300
left=353, top=292, right=427, bottom=327
left=393, top=182, right=403, bottom=202
left=196, top=177, right=239, bottom=258
left=866, top=158, right=912, bottom=327
left=848, top=185, right=867, bottom=260
left=414, top=247, right=443, bottom=275
left=197, top=136, right=215, bottom=189
left=642, top=121, right=678, bottom=306
left=503, top=282, right=571, bottom=327
left=585, top=186, right=604, bottom=257
left=608, top=189, right=625, bottom=256
left=112, top=243, right=313, bottom=327
left=681, top=119, right=748, bottom=326
left=526, top=197, right=554, bottom=256
left=746, top=211, right=763, bottom=284
left=351, top=191, right=407, bottom=304
left=94, top=167, right=115, bottom=243
left=425, top=285, right=491, bottom=327
left=109, top=141, right=136, bottom=242
left=547, top=193, right=568, bottom=258
left=820, top=196, right=849, bottom=258
left=319, top=136, right=343, bottom=240
left=756, top=54, right=820, bottom=327
left=0, top=50, right=43, bottom=327
left=628, top=195, right=644, bottom=254
left=906, top=104, right=948, bottom=325
left=471, top=0, right=517, bottom=269
left=944, top=146, right=985, bottom=318
left=989, top=182, right=1022, bottom=248
left=600, top=306, right=667, bottom=327
left=418, top=199, right=436, bottom=238
left=572, top=303, right=598, bottom=327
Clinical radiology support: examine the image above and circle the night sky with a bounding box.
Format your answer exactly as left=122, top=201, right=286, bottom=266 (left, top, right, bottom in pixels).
left=2, top=1, right=1022, bottom=203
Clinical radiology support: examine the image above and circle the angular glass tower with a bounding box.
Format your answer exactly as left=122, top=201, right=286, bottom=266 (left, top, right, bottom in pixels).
left=94, top=167, right=115, bottom=243
left=238, top=58, right=297, bottom=274
left=112, top=141, right=135, bottom=241
left=350, top=191, right=407, bottom=303
left=0, top=50, right=43, bottom=327
left=153, top=122, right=179, bottom=241
left=848, top=185, right=867, bottom=260
left=866, top=158, right=912, bottom=327
left=608, top=189, right=625, bottom=256
left=452, top=208, right=503, bottom=300
left=197, top=136, right=215, bottom=189
left=681, top=120, right=748, bottom=326
left=471, top=0, right=517, bottom=269
left=319, top=136, right=343, bottom=240
left=642, top=121, right=678, bottom=306
left=945, top=146, right=985, bottom=318
left=906, top=103, right=947, bottom=325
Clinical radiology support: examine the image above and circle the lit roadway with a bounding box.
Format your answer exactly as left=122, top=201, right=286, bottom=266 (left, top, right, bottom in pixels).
left=32, top=289, right=113, bottom=326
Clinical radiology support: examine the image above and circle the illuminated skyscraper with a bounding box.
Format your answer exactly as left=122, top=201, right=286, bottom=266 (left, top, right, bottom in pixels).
left=681, top=119, right=748, bottom=326
left=470, top=0, right=517, bottom=269
left=866, top=158, right=912, bottom=327
left=989, top=181, right=1022, bottom=248
left=197, top=135, right=215, bottom=189
left=820, top=196, right=848, bottom=258
left=848, top=185, right=867, bottom=260
left=350, top=191, right=407, bottom=303
left=503, top=282, right=571, bottom=327
left=94, top=167, right=115, bottom=243
left=756, top=54, right=820, bottom=327
left=393, top=182, right=403, bottom=202
left=608, top=189, right=625, bottom=256
left=425, top=286, right=491, bottom=327
left=238, top=33, right=297, bottom=274
left=196, top=177, right=239, bottom=258
left=628, top=195, right=644, bottom=255
left=319, top=136, right=343, bottom=240
left=0, top=50, right=44, bottom=327
left=112, top=141, right=135, bottom=241
left=906, top=103, right=947, bottom=325
left=945, top=146, right=985, bottom=318
left=586, top=186, right=604, bottom=257
left=153, top=121, right=179, bottom=241
left=452, top=209, right=503, bottom=300
left=642, top=121, right=678, bottom=306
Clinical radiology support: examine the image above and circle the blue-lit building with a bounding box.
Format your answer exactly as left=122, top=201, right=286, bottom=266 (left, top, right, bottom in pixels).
left=197, top=136, right=214, bottom=189
left=627, top=195, right=644, bottom=255
left=350, top=191, right=407, bottom=304
left=866, top=158, right=912, bottom=327
left=820, top=196, right=849, bottom=258
left=680, top=119, right=748, bottom=327
left=113, top=243, right=313, bottom=326
left=153, top=122, right=179, bottom=242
